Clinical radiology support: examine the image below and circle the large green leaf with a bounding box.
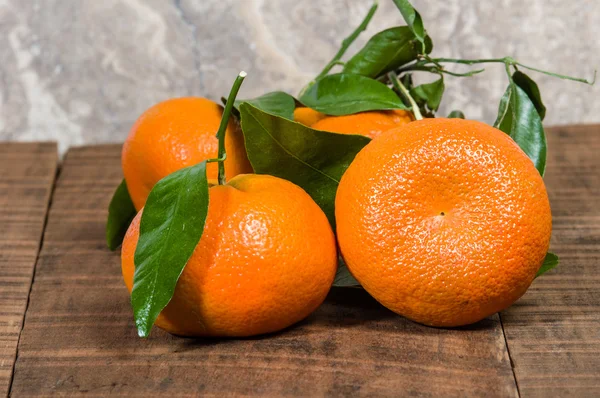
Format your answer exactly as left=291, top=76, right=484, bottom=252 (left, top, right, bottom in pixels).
left=513, top=71, right=546, bottom=120
left=299, top=73, right=408, bottom=116
left=410, top=77, right=445, bottom=111
left=132, top=161, right=210, bottom=337
left=494, top=83, right=547, bottom=176
left=106, top=179, right=137, bottom=251
left=392, top=0, right=426, bottom=45
left=239, top=102, right=370, bottom=228
left=536, top=252, right=559, bottom=278
left=343, top=27, right=431, bottom=79
left=234, top=91, right=296, bottom=120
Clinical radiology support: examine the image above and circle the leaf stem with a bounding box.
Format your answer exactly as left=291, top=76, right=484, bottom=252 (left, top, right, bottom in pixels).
left=432, top=57, right=508, bottom=65
left=314, top=1, right=378, bottom=81
left=505, top=62, right=515, bottom=83
left=440, top=68, right=486, bottom=77
left=388, top=71, right=423, bottom=120
left=430, top=57, right=595, bottom=85
left=216, top=71, right=246, bottom=185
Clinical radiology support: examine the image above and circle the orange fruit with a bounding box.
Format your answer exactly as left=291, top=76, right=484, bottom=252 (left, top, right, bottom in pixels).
left=293, top=107, right=326, bottom=126
left=312, top=109, right=413, bottom=139
left=122, top=174, right=337, bottom=337
left=335, top=118, right=552, bottom=327
left=122, top=97, right=252, bottom=210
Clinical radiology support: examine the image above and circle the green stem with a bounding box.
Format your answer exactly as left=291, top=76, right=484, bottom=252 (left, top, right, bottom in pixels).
left=388, top=71, right=423, bottom=120
left=515, top=63, right=596, bottom=85
left=215, top=71, right=246, bottom=185
left=432, top=57, right=507, bottom=65
left=439, top=68, right=485, bottom=77
left=398, top=63, right=485, bottom=77
left=505, top=62, right=515, bottom=83
left=314, top=1, right=378, bottom=81
left=431, top=57, right=595, bottom=84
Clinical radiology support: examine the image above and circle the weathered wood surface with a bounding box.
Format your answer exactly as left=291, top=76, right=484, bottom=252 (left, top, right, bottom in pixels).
left=9, top=145, right=519, bottom=397
left=0, top=143, right=57, bottom=396
left=501, top=125, right=600, bottom=397
left=7, top=126, right=600, bottom=397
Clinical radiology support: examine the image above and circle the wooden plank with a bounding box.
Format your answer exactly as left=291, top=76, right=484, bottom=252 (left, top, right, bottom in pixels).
left=10, top=144, right=518, bottom=397
left=501, top=125, right=600, bottom=397
left=0, top=142, right=57, bottom=396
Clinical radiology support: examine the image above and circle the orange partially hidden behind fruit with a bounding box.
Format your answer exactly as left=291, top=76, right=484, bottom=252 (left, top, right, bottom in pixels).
left=293, top=107, right=326, bottom=126
left=122, top=97, right=253, bottom=210
left=122, top=174, right=337, bottom=337
left=312, top=109, right=413, bottom=139
left=336, top=118, right=552, bottom=327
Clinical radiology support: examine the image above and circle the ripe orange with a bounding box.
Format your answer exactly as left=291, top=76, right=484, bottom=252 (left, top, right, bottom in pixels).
left=293, top=107, right=326, bottom=126
left=335, top=118, right=552, bottom=327
left=122, top=97, right=252, bottom=210
left=312, top=109, right=413, bottom=139
left=122, top=174, right=337, bottom=337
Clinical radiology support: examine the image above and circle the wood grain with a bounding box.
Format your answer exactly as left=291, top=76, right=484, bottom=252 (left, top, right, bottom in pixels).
left=9, top=144, right=518, bottom=397
left=500, top=125, right=600, bottom=397
left=0, top=143, right=57, bottom=396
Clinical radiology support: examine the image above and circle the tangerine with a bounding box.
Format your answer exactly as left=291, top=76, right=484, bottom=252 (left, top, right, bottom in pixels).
left=122, top=174, right=337, bottom=337
left=122, top=97, right=252, bottom=210
left=335, top=118, right=552, bottom=327
left=312, top=109, right=413, bottom=139
left=293, top=107, right=326, bottom=126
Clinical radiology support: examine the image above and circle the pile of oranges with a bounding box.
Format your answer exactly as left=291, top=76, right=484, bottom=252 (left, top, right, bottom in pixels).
left=118, top=96, right=551, bottom=336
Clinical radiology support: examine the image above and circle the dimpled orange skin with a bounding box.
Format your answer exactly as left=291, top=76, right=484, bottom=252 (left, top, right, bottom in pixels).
left=312, top=110, right=414, bottom=139
left=293, top=107, right=326, bottom=126
left=335, top=118, right=552, bottom=327
left=122, top=174, right=337, bottom=337
left=122, top=97, right=252, bottom=210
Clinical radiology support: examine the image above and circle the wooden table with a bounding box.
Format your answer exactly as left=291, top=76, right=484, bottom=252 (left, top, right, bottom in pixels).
left=1, top=125, right=598, bottom=397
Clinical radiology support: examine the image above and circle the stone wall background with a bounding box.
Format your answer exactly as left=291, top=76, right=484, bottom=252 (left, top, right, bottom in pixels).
left=0, top=0, right=598, bottom=154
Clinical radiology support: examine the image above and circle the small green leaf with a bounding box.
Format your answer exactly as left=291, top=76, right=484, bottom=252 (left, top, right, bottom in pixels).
left=447, top=110, right=465, bottom=119
left=343, top=27, right=431, bottom=79
left=536, top=252, right=559, bottom=278
left=132, top=161, right=210, bottom=337
left=392, top=0, right=426, bottom=45
left=240, top=103, right=370, bottom=228
left=495, top=83, right=547, bottom=176
left=494, top=86, right=512, bottom=129
left=334, top=256, right=361, bottom=287
left=234, top=91, right=296, bottom=120
left=106, top=179, right=137, bottom=251
left=299, top=73, right=408, bottom=116
left=513, top=71, right=546, bottom=120
left=410, top=77, right=445, bottom=111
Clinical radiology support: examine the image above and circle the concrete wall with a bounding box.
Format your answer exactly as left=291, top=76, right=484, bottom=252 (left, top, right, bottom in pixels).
left=0, top=0, right=597, bottom=154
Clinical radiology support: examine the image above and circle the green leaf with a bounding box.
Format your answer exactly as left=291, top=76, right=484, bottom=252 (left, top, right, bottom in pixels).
left=447, top=110, right=465, bottom=119
left=401, top=73, right=414, bottom=90
left=239, top=102, right=370, bottom=228
left=299, top=73, right=408, bottom=116
left=513, top=71, right=546, bottom=120
left=392, top=0, right=426, bottom=45
left=494, top=84, right=547, bottom=176
left=334, top=256, right=361, bottom=287
left=132, top=161, right=210, bottom=337
left=343, top=27, right=431, bottom=79
left=536, top=252, right=559, bottom=278
left=410, top=77, right=445, bottom=111
left=106, top=179, right=137, bottom=251
left=494, top=86, right=512, bottom=129
left=234, top=91, right=296, bottom=120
